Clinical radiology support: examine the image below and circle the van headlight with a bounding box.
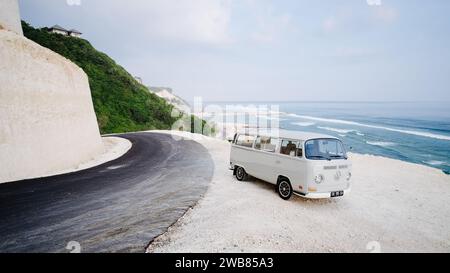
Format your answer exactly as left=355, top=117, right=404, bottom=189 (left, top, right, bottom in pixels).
left=314, top=174, right=324, bottom=184
left=346, top=172, right=352, bottom=181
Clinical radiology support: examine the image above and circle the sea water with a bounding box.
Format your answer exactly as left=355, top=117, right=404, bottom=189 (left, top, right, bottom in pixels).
left=206, top=101, right=450, bottom=174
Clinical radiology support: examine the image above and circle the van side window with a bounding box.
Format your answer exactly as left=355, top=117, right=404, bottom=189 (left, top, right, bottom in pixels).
left=255, top=136, right=278, bottom=152
left=297, top=142, right=303, bottom=157
left=235, top=134, right=255, bottom=148
left=280, top=139, right=300, bottom=157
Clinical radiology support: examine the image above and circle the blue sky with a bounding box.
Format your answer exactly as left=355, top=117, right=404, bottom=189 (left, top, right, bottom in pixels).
left=18, top=0, right=450, bottom=102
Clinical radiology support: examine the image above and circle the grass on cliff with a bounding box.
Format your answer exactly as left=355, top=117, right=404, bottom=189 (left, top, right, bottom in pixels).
left=22, top=21, right=213, bottom=136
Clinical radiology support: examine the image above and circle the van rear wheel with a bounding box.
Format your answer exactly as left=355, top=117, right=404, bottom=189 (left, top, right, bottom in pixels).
left=235, top=166, right=248, bottom=181
left=277, top=179, right=293, bottom=200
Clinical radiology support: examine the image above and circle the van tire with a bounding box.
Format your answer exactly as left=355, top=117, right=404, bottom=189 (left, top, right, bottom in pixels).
left=277, top=179, right=293, bottom=200
left=235, top=166, right=248, bottom=181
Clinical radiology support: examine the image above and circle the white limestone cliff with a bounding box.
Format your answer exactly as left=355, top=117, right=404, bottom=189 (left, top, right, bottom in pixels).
left=148, top=87, right=191, bottom=112
left=0, top=0, right=23, bottom=35
left=0, top=1, right=105, bottom=182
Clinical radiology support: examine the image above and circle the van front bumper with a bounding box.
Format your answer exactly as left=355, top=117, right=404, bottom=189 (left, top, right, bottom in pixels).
left=294, top=188, right=352, bottom=199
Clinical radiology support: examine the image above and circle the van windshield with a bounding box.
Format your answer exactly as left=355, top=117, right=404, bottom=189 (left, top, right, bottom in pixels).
left=305, top=139, right=347, bottom=160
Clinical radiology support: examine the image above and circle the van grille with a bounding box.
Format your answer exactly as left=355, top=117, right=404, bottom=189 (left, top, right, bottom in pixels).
left=323, top=166, right=337, bottom=170
left=339, top=165, right=348, bottom=169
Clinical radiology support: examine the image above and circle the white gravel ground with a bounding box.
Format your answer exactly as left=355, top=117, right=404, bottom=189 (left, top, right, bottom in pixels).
left=147, top=130, right=450, bottom=253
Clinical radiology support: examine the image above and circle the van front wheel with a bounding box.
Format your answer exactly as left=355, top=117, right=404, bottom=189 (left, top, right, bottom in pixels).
left=235, top=166, right=248, bottom=181
left=277, top=179, right=293, bottom=200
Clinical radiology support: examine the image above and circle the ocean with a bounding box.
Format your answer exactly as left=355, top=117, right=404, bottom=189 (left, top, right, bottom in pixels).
left=204, top=101, right=450, bottom=175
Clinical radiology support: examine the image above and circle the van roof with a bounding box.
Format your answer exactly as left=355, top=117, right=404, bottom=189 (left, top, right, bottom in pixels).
left=237, top=129, right=338, bottom=141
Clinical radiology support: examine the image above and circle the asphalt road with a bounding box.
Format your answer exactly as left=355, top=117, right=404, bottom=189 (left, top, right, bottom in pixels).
left=0, top=132, right=214, bottom=253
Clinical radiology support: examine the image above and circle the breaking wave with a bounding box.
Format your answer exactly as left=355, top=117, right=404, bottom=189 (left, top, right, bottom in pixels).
left=292, top=121, right=315, bottom=127
left=366, top=141, right=397, bottom=147
left=424, top=160, right=446, bottom=166
left=286, top=114, right=450, bottom=141
left=317, top=126, right=356, bottom=134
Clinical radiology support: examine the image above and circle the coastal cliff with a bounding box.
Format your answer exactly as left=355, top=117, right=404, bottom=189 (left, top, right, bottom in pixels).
left=0, top=28, right=104, bottom=182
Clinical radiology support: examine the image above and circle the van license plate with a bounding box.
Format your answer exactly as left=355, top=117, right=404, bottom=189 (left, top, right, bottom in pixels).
left=331, top=191, right=344, bottom=197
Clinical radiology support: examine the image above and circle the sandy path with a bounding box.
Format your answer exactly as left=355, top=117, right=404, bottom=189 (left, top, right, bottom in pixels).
left=148, top=131, right=450, bottom=253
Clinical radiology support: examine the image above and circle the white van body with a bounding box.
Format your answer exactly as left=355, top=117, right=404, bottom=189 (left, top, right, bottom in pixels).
left=230, top=130, right=352, bottom=199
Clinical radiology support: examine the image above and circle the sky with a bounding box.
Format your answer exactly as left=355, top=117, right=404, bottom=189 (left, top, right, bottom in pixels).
left=18, top=0, right=450, bottom=102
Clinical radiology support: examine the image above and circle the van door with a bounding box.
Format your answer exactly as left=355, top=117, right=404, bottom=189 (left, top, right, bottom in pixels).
left=254, top=136, right=279, bottom=184
left=233, top=134, right=257, bottom=175
left=277, top=139, right=307, bottom=192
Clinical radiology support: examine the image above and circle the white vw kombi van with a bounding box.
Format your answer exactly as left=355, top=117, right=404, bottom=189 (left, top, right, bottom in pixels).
left=230, top=130, right=352, bottom=200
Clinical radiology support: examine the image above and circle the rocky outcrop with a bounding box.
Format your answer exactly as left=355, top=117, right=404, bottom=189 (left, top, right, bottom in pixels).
left=0, top=28, right=104, bottom=182
left=0, top=0, right=22, bottom=35
left=148, top=87, right=191, bottom=112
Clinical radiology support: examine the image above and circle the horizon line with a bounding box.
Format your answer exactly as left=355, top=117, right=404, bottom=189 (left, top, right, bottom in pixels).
left=194, top=100, right=450, bottom=104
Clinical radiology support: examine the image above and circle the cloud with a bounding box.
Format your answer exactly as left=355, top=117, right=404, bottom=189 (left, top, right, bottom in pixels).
left=322, top=16, right=338, bottom=32
left=372, top=6, right=398, bottom=23
left=251, top=11, right=292, bottom=43
left=335, top=47, right=374, bottom=58
left=87, top=0, right=233, bottom=45
left=366, top=0, right=382, bottom=6
left=321, top=8, right=353, bottom=33
left=240, top=1, right=293, bottom=44
left=322, top=3, right=397, bottom=34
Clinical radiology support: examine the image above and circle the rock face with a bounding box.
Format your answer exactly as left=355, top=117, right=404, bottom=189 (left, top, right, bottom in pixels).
left=148, top=87, right=191, bottom=112
left=0, top=0, right=23, bottom=35
left=0, top=28, right=104, bottom=182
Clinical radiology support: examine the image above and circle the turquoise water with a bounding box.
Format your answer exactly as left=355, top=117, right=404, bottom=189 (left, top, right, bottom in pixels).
left=278, top=102, right=450, bottom=174
left=207, top=101, right=450, bottom=174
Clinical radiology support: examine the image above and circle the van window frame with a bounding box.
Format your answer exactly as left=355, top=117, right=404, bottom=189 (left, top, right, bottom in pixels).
left=279, top=138, right=304, bottom=158
left=304, top=138, right=347, bottom=161
left=254, top=135, right=279, bottom=153
left=232, top=133, right=238, bottom=144
left=233, top=134, right=309, bottom=161
left=234, top=134, right=256, bottom=149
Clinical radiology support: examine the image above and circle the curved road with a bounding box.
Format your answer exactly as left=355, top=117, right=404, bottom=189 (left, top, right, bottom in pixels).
left=0, top=132, right=214, bottom=253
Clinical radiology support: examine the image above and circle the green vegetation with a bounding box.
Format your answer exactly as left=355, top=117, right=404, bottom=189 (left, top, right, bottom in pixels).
left=22, top=21, right=213, bottom=136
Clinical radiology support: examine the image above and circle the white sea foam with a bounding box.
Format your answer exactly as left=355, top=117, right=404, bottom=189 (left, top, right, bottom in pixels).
left=292, top=121, right=315, bottom=127
left=366, top=141, right=397, bottom=147
left=286, top=115, right=450, bottom=141
left=424, top=160, right=446, bottom=166
left=356, top=132, right=365, bottom=136
left=286, top=113, right=302, bottom=118
left=317, top=126, right=356, bottom=134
